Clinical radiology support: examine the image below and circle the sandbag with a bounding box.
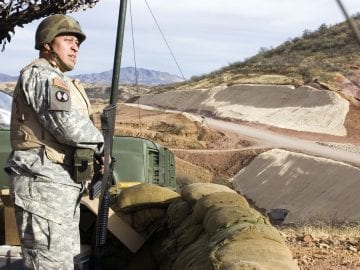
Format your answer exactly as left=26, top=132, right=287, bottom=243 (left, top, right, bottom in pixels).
left=192, top=192, right=250, bottom=223
left=167, top=197, right=191, bottom=229
left=181, top=183, right=237, bottom=204
left=114, top=184, right=180, bottom=212
left=203, top=205, right=266, bottom=234
left=132, top=208, right=166, bottom=233
left=172, top=233, right=213, bottom=270
left=210, top=230, right=297, bottom=270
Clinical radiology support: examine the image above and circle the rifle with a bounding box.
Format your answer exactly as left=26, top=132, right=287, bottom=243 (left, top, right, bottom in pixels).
left=89, top=1, right=128, bottom=269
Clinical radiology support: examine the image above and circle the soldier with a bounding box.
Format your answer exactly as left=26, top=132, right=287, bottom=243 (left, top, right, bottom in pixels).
left=4, top=14, right=104, bottom=269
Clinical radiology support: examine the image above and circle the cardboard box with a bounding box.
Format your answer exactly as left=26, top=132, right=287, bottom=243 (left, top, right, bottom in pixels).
left=81, top=195, right=145, bottom=253
left=0, top=189, right=20, bottom=246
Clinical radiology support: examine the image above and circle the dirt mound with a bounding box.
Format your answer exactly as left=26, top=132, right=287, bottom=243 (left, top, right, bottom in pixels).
left=91, top=103, right=254, bottom=150
left=175, top=157, right=214, bottom=189
left=232, top=149, right=360, bottom=224
left=136, top=84, right=349, bottom=136
left=173, top=148, right=266, bottom=185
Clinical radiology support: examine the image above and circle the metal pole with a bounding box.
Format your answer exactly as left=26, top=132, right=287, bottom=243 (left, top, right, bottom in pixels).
left=335, top=0, right=360, bottom=46
left=110, top=0, right=128, bottom=106
left=92, top=1, right=127, bottom=269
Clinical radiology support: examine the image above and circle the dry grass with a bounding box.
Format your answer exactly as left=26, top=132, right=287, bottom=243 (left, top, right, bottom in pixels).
left=293, top=222, right=360, bottom=239
left=175, top=157, right=213, bottom=190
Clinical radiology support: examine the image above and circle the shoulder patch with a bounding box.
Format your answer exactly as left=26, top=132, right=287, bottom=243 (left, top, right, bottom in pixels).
left=53, top=78, right=69, bottom=91
left=49, top=78, right=71, bottom=111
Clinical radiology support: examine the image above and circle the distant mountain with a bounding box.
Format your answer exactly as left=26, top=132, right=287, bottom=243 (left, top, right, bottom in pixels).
left=0, top=73, right=17, bottom=82
left=73, top=67, right=183, bottom=86
left=0, top=67, right=184, bottom=86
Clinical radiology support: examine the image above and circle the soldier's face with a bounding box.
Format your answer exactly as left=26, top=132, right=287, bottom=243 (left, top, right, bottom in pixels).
left=51, top=34, right=80, bottom=71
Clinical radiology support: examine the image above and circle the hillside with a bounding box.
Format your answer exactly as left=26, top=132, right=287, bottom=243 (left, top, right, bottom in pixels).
left=164, top=16, right=360, bottom=106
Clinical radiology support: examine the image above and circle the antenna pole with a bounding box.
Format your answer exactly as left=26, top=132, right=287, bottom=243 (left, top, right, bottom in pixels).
left=335, top=0, right=360, bottom=45
left=110, top=0, right=128, bottom=105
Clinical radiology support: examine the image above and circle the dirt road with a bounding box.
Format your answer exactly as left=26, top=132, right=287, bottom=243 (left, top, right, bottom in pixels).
left=127, top=103, right=360, bottom=165
left=205, top=117, right=360, bottom=166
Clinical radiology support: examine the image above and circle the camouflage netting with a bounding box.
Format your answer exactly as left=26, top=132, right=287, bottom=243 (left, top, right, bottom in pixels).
left=0, top=0, right=100, bottom=51
left=80, top=183, right=299, bottom=269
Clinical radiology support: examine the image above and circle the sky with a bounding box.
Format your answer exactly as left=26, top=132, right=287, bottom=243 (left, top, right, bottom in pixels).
left=1, top=0, right=360, bottom=79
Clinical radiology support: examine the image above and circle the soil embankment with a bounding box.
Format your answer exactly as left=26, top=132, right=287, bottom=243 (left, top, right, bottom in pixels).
left=137, top=85, right=349, bottom=136
left=232, top=149, right=360, bottom=224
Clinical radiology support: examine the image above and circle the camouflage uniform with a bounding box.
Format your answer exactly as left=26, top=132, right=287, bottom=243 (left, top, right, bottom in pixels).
left=5, top=58, right=104, bottom=270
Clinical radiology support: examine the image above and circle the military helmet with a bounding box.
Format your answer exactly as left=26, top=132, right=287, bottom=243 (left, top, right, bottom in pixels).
left=35, top=14, right=86, bottom=50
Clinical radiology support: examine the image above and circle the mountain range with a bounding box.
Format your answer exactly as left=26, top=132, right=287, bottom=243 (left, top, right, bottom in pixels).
left=0, top=73, right=17, bottom=82
left=0, top=67, right=184, bottom=86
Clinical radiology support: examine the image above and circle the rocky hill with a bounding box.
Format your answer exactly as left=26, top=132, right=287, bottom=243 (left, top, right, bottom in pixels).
left=163, top=16, right=360, bottom=106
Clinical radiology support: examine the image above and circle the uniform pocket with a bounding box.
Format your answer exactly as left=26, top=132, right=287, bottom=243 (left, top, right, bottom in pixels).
left=30, top=176, right=52, bottom=200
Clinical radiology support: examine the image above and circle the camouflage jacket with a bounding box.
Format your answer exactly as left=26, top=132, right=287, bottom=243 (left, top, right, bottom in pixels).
left=6, top=58, right=104, bottom=183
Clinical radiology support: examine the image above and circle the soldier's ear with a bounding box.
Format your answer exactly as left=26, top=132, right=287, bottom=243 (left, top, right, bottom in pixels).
left=44, top=43, right=51, bottom=51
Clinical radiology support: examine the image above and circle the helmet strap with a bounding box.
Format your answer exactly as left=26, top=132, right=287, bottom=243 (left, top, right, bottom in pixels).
left=53, top=52, right=73, bottom=72
left=46, top=43, right=73, bottom=72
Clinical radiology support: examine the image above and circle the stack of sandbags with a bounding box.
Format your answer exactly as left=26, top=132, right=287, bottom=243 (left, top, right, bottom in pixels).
left=81, top=183, right=299, bottom=269
left=160, top=183, right=299, bottom=270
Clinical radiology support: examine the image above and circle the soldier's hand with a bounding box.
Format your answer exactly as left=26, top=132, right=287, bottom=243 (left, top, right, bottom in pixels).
left=99, top=155, right=112, bottom=174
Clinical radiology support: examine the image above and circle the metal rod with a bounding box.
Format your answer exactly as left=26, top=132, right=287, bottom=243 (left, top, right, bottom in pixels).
left=110, top=0, right=128, bottom=105
left=335, top=0, right=360, bottom=46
